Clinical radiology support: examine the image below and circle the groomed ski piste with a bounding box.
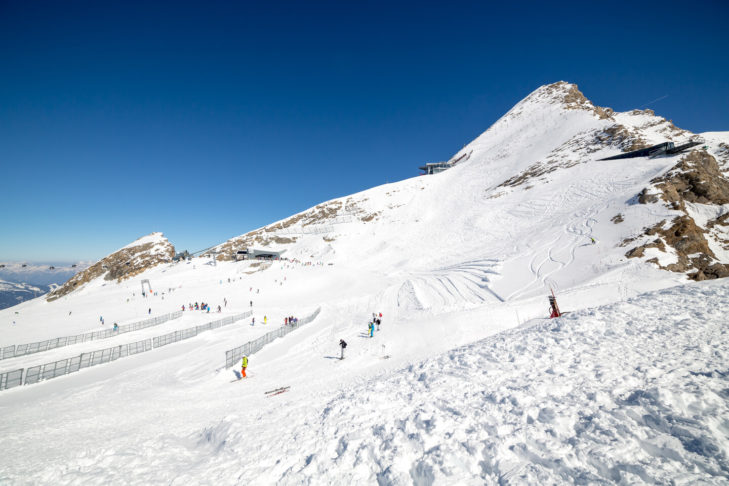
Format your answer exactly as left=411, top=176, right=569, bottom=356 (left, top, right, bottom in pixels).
left=1, top=83, right=728, bottom=484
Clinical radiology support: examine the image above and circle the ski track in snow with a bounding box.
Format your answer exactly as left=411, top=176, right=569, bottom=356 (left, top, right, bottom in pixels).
left=239, top=283, right=729, bottom=485
left=1, top=83, right=728, bottom=485
left=17, top=280, right=727, bottom=486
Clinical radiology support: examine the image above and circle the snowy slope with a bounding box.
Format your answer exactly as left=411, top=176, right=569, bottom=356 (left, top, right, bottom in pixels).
left=1, top=275, right=727, bottom=484
left=1, top=82, right=728, bottom=485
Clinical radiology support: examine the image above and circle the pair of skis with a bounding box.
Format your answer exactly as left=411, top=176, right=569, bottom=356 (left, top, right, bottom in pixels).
left=265, top=386, right=290, bottom=397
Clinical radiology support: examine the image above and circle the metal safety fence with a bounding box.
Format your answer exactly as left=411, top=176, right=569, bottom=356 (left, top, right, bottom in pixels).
left=153, top=314, right=247, bottom=348
left=0, top=310, right=184, bottom=361
left=0, top=311, right=251, bottom=391
left=224, top=307, right=321, bottom=369
left=0, top=368, right=23, bottom=391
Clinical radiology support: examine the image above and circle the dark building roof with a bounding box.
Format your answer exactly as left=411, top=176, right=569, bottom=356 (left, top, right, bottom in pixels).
left=599, top=141, right=702, bottom=161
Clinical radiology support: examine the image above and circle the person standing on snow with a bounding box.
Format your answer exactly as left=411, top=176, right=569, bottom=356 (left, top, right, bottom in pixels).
left=241, top=356, right=248, bottom=378
left=264, top=315, right=267, bottom=325
left=339, top=339, right=347, bottom=360
left=376, top=317, right=381, bottom=331
left=368, top=321, right=375, bottom=338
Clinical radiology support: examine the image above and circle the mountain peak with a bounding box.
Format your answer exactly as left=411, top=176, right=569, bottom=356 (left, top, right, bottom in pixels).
left=47, top=233, right=174, bottom=301
left=518, top=81, right=614, bottom=119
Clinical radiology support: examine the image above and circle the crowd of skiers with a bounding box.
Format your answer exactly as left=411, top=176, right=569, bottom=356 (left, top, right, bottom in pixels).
left=182, top=301, right=222, bottom=313
left=368, top=312, right=382, bottom=337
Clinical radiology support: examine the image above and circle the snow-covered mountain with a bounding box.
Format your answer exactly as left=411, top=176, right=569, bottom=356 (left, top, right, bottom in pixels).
left=211, top=81, right=729, bottom=312
left=0, top=262, right=87, bottom=309
left=47, top=232, right=175, bottom=301
left=1, top=82, right=728, bottom=484
left=0, top=279, right=45, bottom=310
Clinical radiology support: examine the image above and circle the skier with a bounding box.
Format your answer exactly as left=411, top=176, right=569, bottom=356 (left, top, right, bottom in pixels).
left=148, top=308, right=151, bottom=315
left=113, top=323, right=119, bottom=332
left=590, top=237, right=596, bottom=244
left=241, top=356, right=248, bottom=378
left=376, top=318, right=381, bottom=331
left=252, top=317, right=255, bottom=326
left=250, top=300, right=253, bottom=307
left=368, top=321, right=375, bottom=338
left=224, top=298, right=227, bottom=307
left=264, top=315, right=267, bottom=325
left=339, top=339, right=347, bottom=360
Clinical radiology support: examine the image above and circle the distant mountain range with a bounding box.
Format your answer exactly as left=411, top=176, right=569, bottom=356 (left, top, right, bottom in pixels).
left=0, top=262, right=89, bottom=309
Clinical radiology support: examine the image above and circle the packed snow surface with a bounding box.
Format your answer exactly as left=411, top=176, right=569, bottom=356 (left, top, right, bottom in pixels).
left=1, top=83, right=728, bottom=484
left=1, top=275, right=727, bottom=485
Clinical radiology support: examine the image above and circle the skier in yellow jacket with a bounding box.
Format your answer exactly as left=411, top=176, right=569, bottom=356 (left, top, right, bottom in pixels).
left=241, top=356, right=248, bottom=378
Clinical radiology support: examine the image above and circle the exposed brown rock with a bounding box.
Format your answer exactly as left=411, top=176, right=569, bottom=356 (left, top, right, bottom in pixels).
left=47, top=236, right=175, bottom=301
left=215, top=198, right=368, bottom=260
left=626, top=211, right=729, bottom=281
left=611, top=214, right=624, bottom=224
left=594, top=124, right=649, bottom=153
left=652, top=150, right=729, bottom=208
left=542, top=82, right=614, bottom=120
left=361, top=212, right=380, bottom=222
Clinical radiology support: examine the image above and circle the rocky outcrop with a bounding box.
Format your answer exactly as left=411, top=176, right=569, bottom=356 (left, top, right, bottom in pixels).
left=47, top=233, right=174, bottom=301
left=214, top=197, right=371, bottom=260
left=625, top=150, right=729, bottom=280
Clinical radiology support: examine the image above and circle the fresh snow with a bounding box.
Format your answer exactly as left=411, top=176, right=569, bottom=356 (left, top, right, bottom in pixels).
left=119, top=232, right=169, bottom=251
left=1, top=83, right=727, bottom=485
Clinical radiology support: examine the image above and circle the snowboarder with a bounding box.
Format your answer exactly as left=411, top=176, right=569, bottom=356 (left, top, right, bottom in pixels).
left=339, top=339, right=347, bottom=360
left=368, top=321, right=375, bottom=338
left=241, top=356, right=248, bottom=378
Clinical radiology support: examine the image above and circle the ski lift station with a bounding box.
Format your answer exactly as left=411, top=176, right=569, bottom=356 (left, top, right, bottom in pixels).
left=235, top=248, right=285, bottom=261
left=419, top=161, right=452, bottom=175
left=418, top=151, right=472, bottom=175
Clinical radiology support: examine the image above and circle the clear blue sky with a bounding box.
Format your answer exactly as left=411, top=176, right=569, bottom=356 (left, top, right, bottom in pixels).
left=2, top=0, right=727, bottom=262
